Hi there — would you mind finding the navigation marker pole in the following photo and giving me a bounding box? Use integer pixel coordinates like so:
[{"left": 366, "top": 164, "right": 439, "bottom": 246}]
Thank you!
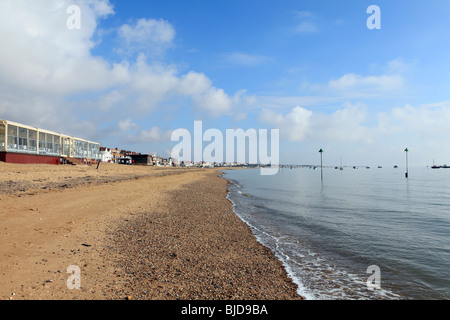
[
  {"left": 319, "top": 148, "right": 324, "bottom": 183},
  {"left": 404, "top": 148, "right": 409, "bottom": 178}
]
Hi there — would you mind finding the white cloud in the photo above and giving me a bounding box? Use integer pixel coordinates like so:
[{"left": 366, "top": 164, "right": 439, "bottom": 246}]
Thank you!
[
  {"left": 328, "top": 73, "right": 404, "bottom": 92},
  {"left": 298, "top": 59, "right": 410, "bottom": 101},
  {"left": 254, "top": 95, "right": 340, "bottom": 111},
  {"left": 310, "top": 103, "right": 374, "bottom": 143},
  {"left": 192, "top": 88, "right": 233, "bottom": 117},
  {"left": 95, "top": 90, "right": 126, "bottom": 111},
  {"left": 124, "top": 55, "right": 180, "bottom": 111},
  {"left": 0, "top": 0, "right": 254, "bottom": 142},
  {"left": 117, "top": 18, "right": 175, "bottom": 56},
  {"left": 124, "top": 126, "right": 173, "bottom": 144},
  {"left": 177, "top": 71, "right": 213, "bottom": 95},
  {"left": 293, "top": 21, "right": 319, "bottom": 34},
  {"left": 295, "top": 11, "right": 315, "bottom": 19},
  {"left": 92, "top": 54, "right": 248, "bottom": 118},
  {"left": 386, "top": 58, "right": 412, "bottom": 74},
  {"left": 292, "top": 10, "right": 319, "bottom": 34},
  {"left": 189, "top": 87, "right": 257, "bottom": 119},
  {"left": 259, "top": 106, "right": 312, "bottom": 142},
  {"left": 257, "top": 100, "right": 450, "bottom": 165},
  {"left": 0, "top": 0, "right": 118, "bottom": 96},
  {"left": 259, "top": 103, "right": 375, "bottom": 144},
  {"left": 221, "top": 52, "right": 273, "bottom": 67},
  {"left": 82, "top": 0, "right": 115, "bottom": 17},
  {"left": 389, "top": 102, "right": 450, "bottom": 138},
  {"left": 298, "top": 71, "right": 406, "bottom": 101},
  {"left": 118, "top": 119, "right": 138, "bottom": 133},
  {"left": 119, "top": 18, "right": 175, "bottom": 44},
  {"left": 0, "top": 0, "right": 119, "bottom": 134}
]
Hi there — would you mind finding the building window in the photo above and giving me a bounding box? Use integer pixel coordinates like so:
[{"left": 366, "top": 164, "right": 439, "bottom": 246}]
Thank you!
[
  {"left": 53, "top": 135, "right": 60, "bottom": 155},
  {"left": 89, "top": 143, "right": 99, "bottom": 159},
  {"left": 46, "top": 133, "right": 54, "bottom": 155},
  {"left": 62, "top": 137, "right": 73, "bottom": 157},
  {"left": 39, "top": 133, "right": 60, "bottom": 156},
  {"left": 28, "top": 129, "right": 37, "bottom": 153},
  {"left": 73, "top": 139, "right": 89, "bottom": 159},
  {"left": 39, "top": 132, "right": 46, "bottom": 154},
  {"left": 7, "top": 125, "right": 18, "bottom": 151},
  {"left": 74, "top": 140, "right": 82, "bottom": 158},
  {"left": 18, "top": 127, "right": 28, "bottom": 151},
  {"left": 82, "top": 141, "right": 88, "bottom": 158},
  {"left": 0, "top": 123, "right": 5, "bottom": 152}
]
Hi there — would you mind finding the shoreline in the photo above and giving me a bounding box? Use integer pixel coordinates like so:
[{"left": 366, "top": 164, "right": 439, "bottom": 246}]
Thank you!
[
  {"left": 0, "top": 163, "right": 303, "bottom": 300},
  {"left": 221, "top": 170, "right": 308, "bottom": 300}
]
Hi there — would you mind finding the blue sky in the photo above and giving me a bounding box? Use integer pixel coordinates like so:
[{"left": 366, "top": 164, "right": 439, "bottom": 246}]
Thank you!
[{"left": 1, "top": 0, "right": 450, "bottom": 166}]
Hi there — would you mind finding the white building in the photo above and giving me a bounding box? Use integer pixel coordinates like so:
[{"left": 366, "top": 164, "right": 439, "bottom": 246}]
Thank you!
[{"left": 100, "top": 147, "right": 112, "bottom": 163}]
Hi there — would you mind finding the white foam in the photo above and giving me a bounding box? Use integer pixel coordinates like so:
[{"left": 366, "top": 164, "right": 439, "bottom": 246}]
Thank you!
[{"left": 225, "top": 183, "right": 317, "bottom": 300}]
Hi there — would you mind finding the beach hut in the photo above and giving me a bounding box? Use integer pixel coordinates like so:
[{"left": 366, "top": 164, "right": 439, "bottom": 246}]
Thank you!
[{"left": 129, "top": 154, "right": 153, "bottom": 166}]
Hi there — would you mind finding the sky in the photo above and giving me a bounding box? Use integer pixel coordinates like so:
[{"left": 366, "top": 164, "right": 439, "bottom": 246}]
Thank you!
[{"left": 1, "top": 0, "right": 450, "bottom": 166}]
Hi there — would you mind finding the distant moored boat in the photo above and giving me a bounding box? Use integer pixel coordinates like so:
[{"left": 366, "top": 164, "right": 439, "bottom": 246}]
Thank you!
[{"left": 431, "top": 159, "right": 440, "bottom": 169}]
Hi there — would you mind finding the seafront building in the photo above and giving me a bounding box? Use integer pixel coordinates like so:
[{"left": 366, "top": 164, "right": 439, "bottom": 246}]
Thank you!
[
  {"left": 0, "top": 119, "right": 100, "bottom": 165},
  {"left": 99, "top": 147, "right": 113, "bottom": 163},
  {"left": 1, "top": 118, "right": 232, "bottom": 168}
]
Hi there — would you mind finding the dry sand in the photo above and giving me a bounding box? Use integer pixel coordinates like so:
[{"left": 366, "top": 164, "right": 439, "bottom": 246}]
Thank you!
[{"left": 0, "top": 162, "right": 302, "bottom": 300}]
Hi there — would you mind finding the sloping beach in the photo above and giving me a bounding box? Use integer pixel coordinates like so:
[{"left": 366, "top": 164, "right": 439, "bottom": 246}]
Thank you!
[{"left": 0, "top": 162, "right": 302, "bottom": 300}]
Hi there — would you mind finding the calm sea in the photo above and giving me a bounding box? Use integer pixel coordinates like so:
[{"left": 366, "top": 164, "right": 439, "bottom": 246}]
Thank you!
[{"left": 222, "top": 166, "right": 450, "bottom": 300}]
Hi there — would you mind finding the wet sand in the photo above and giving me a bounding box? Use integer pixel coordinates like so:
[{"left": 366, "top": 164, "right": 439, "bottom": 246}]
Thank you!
[{"left": 0, "top": 162, "right": 302, "bottom": 300}]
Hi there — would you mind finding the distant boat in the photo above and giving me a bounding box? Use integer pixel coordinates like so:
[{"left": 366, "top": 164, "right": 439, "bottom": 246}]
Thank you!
[
  {"left": 394, "top": 165, "right": 398, "bottom": 168},
  {"left": 366, "top": 166, "right": 370, "bottom": 169},
  {"left": 431, "top": 159, "right": 440, "bottom": 169},
  {"left": 441, "top": 164, "right": 450, "bottom": 169},
  {"left": 378, "top": 166, "right": 382, "bottom": 168},
  {"left": 339, "top": 156, "right": 343, "bottom": 170}
]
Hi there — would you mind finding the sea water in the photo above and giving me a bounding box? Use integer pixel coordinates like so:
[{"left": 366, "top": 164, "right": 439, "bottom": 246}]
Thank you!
[{"left": 222, "top": 167, "right": 450, "bottom": 300}]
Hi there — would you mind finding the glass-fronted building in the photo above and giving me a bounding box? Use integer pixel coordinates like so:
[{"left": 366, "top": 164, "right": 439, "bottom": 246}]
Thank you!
[{"left": 0, "top": 119, "right": 100, "bottom": 165}]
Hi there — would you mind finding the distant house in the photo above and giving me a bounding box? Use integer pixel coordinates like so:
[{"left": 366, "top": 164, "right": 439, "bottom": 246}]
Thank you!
[
  {"left": 110, "top": 148, "right": 123, "bottom": 163},
  {"left": 122, "top": 150, "right": 140, "bottom": 156},
  {"left": 100, "top": 147, "right": 112, "bottom": 163}
]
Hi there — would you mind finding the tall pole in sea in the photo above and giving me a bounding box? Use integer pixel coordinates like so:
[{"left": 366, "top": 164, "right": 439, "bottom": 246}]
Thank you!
[
  {"left": 404, "top": 148, "right": 409, "bottom": 178},
  {"left": 319, "top": 148, "right": 324, "bottom": 182}
]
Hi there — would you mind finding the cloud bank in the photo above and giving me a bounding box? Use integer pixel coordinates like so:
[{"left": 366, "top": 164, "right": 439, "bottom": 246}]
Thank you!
[{"left": 0, "top": 0, "right": 252, "bottom": 145}]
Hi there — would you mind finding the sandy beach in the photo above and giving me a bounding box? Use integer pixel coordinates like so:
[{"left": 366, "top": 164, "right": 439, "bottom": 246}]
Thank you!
[{"left": 0, "top": 162, "right": 302, "bottom": 300}]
